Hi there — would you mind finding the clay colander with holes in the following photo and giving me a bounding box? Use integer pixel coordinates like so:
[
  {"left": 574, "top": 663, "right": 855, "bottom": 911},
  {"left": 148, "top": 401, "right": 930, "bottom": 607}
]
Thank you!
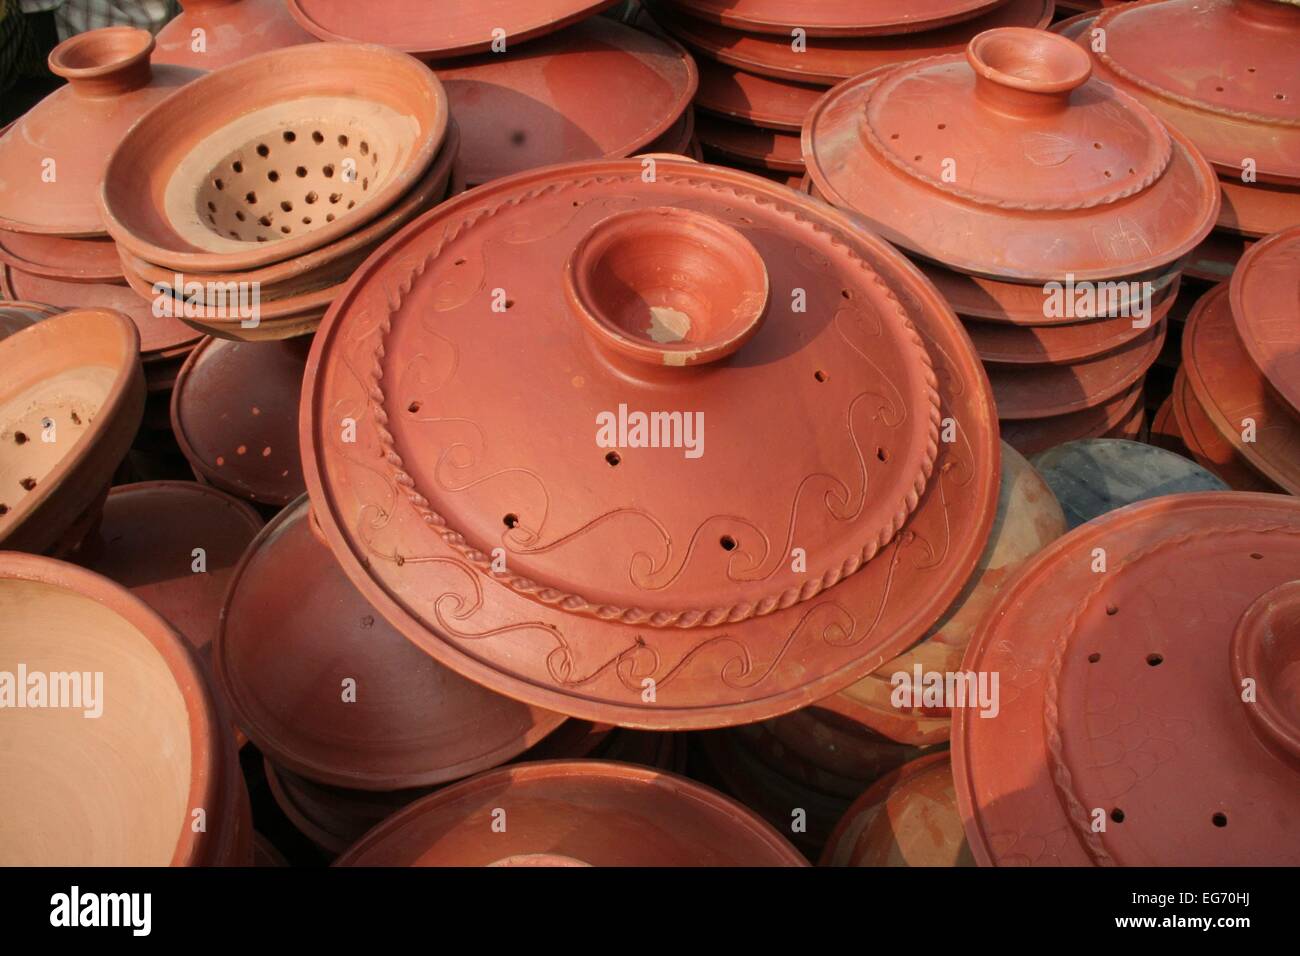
[{"left": 99, "top": 42, "right": 448, "bottom": 273}]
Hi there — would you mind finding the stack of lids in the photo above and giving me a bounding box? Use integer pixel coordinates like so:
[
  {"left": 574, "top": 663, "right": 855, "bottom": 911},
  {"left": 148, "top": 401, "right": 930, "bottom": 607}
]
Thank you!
[
  {"left": 283, "top": 0, "right": 697, "bottom": 186},
  {"left": 0, "top": 29, "right": 205, "bottom": 395},
  {"left": 803, "top": 27, "right": 1220, "bottom": 455},
  {"left": 98, "top": 42, "right": 457, "bottom": 342},
  {"left": 647, "top": 0, "right": 1054, "bottom": 185},
  {"left": 1171, "top": 227, "right": 1300, "bottom": 494},
  {"left": 1056, "top": 0, "right": 1300, "bottom": 284}
]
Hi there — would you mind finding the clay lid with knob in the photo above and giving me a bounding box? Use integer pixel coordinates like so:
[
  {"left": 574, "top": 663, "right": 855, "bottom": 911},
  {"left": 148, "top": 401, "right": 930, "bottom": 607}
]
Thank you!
[
  {"left": 803, "top": 27, "right": 1222, "bottom": 281},
  {"left": 154, "top": 0, "right": 317, "bottom": 69},
  {"left": 0, "top": 29, "right": 202, "bottom": 237}
]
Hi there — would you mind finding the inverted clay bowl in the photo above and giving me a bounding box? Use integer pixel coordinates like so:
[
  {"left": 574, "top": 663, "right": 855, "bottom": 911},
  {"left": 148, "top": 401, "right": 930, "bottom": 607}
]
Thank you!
[
  {"left": 0, "top": 553, "right": 245, "bottom": 865},
  {"left": 336, "top": 760, "right": 808, "bottom": 866},
  {"left": 0, "top": 309, "right": 144, "bottom": 554},
  {"left": 658, "top": 0, "right": 1004, "bottom": 37},
  {"left": 804, "top": 27, "right": 1221, "bottom": 282},
  {"left": 821, "top": 752, "right": 973, "bottom": 867},
  {"left": 100, "top": 42, "right": 448, "bottom": 273},
  {"left": 154, "top": 0, "right": 317, "bottom": 69},
  {"left": 301, "top": 157, "right": 1000, "bottom": 728},
  {"left": 73, "top": 481, "right": 264, "bottom": 658},
  {"left": 216, "top": 497, "right": 567, "bottom": 790},
  {"left": 171, "top": 335, "right": 308, "bottom": 505},
  {"left": 0, "top": 29, "right": 202, "bottom": 237}
]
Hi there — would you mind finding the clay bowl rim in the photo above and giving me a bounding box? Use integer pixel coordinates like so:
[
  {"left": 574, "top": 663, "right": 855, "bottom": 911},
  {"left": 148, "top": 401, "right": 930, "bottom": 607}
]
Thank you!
[
  {"left": 0, "top": 552, "right": 223, "bottom": 866},
  {"left": 46, "top": 26, "right": 155, "bottom": 85},
  {"left": 1230, "top": 579, "right": 1300, "bottom": 768},
  {"left": 98, "top": 42, "right": 449, "bottom": 273},
  {"left": 0, "top": 308, "right": 143, "bottom": 548}
]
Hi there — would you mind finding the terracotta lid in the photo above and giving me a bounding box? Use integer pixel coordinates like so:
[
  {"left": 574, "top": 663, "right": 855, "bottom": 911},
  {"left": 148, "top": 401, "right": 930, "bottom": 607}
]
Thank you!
[
  {"left": 804, "top": 28, "right": 1221, "bottom": 281},
  {"left": 286, "top": 0, "right": 619, "bottom": 59},
  {"left": 1185, "top": 282, "right": 1300, "bottom": 495},
  {"left": 1229, "top": 225, "right": 1300, "bottom": 419},
  {"left": 155, "top": 0, "right": 317, "bottom": 69},
  {"left": 216, "top": 497, "right": 567, "bottom": 790},
  {"left": 658, "top": 0, "right": 1004, "bottom": 36},
  {"left": 0, "top": 300, "right": 58, "bottom": 340},
  {"left": 169, "top": 335, "right": 307, "bottom": 505},
  {"left": 989, "top": 320, "right": 1165, "bottom": 419},
  {"left": 954, "top": 492, "right": 1300, "bottom": 865},
  {"left": 0, "top": 232, "right": 123, "bottom": 284},
  {"left": 73, "top": 481, "right": 264, "bottom": 657},
  {"left": 1084, "top": 0, "right": 1300, "bottom": 185},
  {"left": 821, "top": 752, "right": 973, "bottom": 866},
  {"left": 100, "top": 43, "right": 448, "bottom": 273},
  {"left": 1186, "top": 230, "right": 1251, "bottom": 284},
  {"left": 696, "top": 112, "right": 804, "bottom": 170},
  {"left": 437, "top": 18, "right": 696, "bottom": 186},
  {"left": 336, "top": 760, "right": 808, "bottom": 866},
  {"left": 1171, "top": 366, "right": 1279, "bottom": 493},
  {"left": 1218, "top": 175, "right": 1300, "bottom": 239},
  {"left": 1031, "top": 438, "right": 1228, "bottom": 528},
  {"left": 694, "top": 58, "right": 823, "bottom": 131},
  {"left": 820, "top": 442, "right": 1066, "bottom": 745},
  {"left": 1000, "top": 380, "right": 1144, "bottom": 457},
  {"left": 0, "top": 30, "right": 202, "bottom": 237},
  {"left": 303, "top": 158, "right": 999, "bottom": 727},
  {"left": 0, "top": 553, "right": 241, "bottom": 865},
  {"left": 0, "top": 308, "right": 144, "bottom": 554},
  {"left": 649, "top": 0, "right": 1053, "bottom": 87}
]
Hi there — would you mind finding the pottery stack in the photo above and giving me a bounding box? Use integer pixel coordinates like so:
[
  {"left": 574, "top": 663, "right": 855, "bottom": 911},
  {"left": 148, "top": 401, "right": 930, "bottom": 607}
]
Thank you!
[
  {"left": 802, "top": 27, "right": 1220, "bottom": 455},
  {"left": 645, "top": 0, "right": 1056, "bottom": 185},
  {"left": 97, "top": 42, "right": 458, "bottom": 343}
]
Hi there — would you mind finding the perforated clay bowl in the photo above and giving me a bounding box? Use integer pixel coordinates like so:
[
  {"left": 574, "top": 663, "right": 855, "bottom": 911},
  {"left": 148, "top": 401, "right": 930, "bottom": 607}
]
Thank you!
[{"left": 99, "top": 42, "right": 448, "bottom": 273}]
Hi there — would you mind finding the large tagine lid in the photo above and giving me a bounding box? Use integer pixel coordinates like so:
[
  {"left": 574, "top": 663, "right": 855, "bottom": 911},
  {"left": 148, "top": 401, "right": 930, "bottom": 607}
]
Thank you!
[
  {"left": 953, "top": 492, "right": 1300, "bottom": 865},
  {"left": 0, "top": 29, "right": 201, "bottom": 236},
  {"left": 303, "top": 157, "right": 999, "bottom": 728},
  {"left": 804, "top": 27, "right": 1221, "bottom": 281},
  {"left": 658, "top": 0, "right": 1004, "bottom": 37},
  {"left": 1084, "top": 0, "right": 1300, "bottom": 185}
]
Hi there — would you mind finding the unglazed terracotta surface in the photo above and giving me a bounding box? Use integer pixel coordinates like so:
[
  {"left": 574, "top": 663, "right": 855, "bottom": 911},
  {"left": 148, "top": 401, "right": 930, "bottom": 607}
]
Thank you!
[
  {"left": 659, "top": 0, "right": 1003, "bottom": 36},
  {"left": 697, "top": 113, "right": 804, "bottom": 170},
  {"left": 1230, "top": 581, "right": 1300, "bottom": 769},
  {"left": 693, "top": 58, "right": 824, "bottom": 131},
  {"left": 1001, "top": 381, "right": 1144, "bottom": 458},
  {"left": 0, "top": 301, "right": 58, "bottom": 340},
  {"left": 1171, "top": 367, "right": 1279, "bottom": 492},
  {"left": 301, "top": 158, "right": 999, "bottom": 728},
  {"left": 0, "top": 232, "right": 123, "bottom": 284},
  {"left": 1229, "top": 225, "right": 1300, "bottom": 420},
  {"left": 804, "top": 28, "right": 1221, "bottom": 281},
  {"left": 336, "top": 761, "right": 808, "bottom": 866},
  {"left": 154, "top": 0, "right": 317, "bottom": 69},
  {"left": 954, "top": 492, "right": 1300, "bottom": 866},
  {"left": 0, "top": 309, "right": 144, "bottom": 554}
]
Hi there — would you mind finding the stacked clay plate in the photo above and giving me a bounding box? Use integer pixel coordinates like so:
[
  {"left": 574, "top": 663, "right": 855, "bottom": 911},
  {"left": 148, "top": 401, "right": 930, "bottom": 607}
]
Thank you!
[
  {"left": 98, "top": 42, "right": 457, "bottom": 342},
  {"left": 646, "top": 0, "right": 1055, "bottom": 186},
  {"left": 803, "top": 27, "right": 1220, "bottom": 456}
]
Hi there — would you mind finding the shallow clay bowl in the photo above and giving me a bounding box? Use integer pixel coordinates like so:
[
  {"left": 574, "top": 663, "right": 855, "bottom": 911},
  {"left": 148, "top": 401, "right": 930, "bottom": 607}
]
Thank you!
[
  {"left": 0, "top": 232, "right": 123, "bottom": 284},
  {"left": 0, "top": 309, "right": 144, "bottom": 554},
  {"left": 0, "top": 553, "right": 240, "bottom": 864},
  {"left": 100, "top": 42, "right": 448, "bottom": 273},
  {"left": 336, "top": 760, "right": 808, "bottom": 866}
]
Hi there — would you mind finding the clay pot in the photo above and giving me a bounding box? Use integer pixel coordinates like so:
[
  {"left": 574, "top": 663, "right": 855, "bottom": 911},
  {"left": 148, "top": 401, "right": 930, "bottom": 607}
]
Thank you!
[
  {"left": 822, "top": 752, "right": 972, "bottom": 866},
  {"left": 805, "top": 28, "right": 1221, "bottom": 281},
  {"left": 336, "top": 761, "right": 808, "bottom": 866},
  {"left": 155, "top": 0, "right": 317, "bottom": 69},
  {"left": 0, "top": 232, "right": 123, "bottom": 283},
  {"left": 1000, "top": 381, "right": 1145, "bottom": 458},
  {"left": 697, "top": 112, "right": 804, "bottom": 170},
  {"left": 100, "top": 43, "right": 448, "bottom": 273},
  {"left": 0, "top": 29, "right": 202, "bottom": 236},
  {"left": 820, "top": 442, "right": 1067, "bottom": 745},
  {"left": 1229, "top": 225, "right": 1300, "bottom": 420},
  {"left": 657, "top": 0, "right": 1004, "bottom": 36},
  {"left": 0, "top": 309, "right": 144, "bottom": 555},
  {"left": 73, "top": 481, "right": 264, "bottom": 658},
  {"left": 286, "top": 0, "right": 620, "bottom": 59},
  {"left": 0, "top": 300, "right": 58, "bottom": 340},
  {"left": 436, "top": 17, "right": 696, "bottom": 187},
  {"left": 215, "top": 497, "right": 567, "bottom": 791},
  {"left": 648, "top": 0, "right": 1053, "bottom": 87},
  {"left": 954, "top": 492, "right": 1300, "bottom": 865},
  {"left": 301, "top": 157, "right": 999, "bottom": 728},
  {"left": 0, "top": 553, "right": 248, "bottom": 864}
]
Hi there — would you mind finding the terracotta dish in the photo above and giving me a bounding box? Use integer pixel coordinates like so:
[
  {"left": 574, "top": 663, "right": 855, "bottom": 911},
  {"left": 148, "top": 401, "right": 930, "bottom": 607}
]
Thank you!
[
  {"left": 154, "top": 0, "right": 317, "bottom": 68},
  {"left": 1171, "top": 368, "right": 1279, "bottom": 493},
  {"left": 1229, "top": 225, "right": 1300, "bottom": 420},
  {"left": 658, "top": 0, "right": 1004, "bottom": 37},
  {"left": 0, "top": 232, "right": 123, "bottom": 284}
]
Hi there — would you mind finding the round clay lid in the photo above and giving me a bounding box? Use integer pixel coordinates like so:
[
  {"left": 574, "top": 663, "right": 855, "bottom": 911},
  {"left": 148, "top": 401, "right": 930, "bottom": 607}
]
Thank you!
[
  {"left": 436, "top": 17, "right": 697, "bottom": 186},
  {"left": 954, "top": 491, "right": 1300, "bottom": 865},
  {"left": 1085, "top": 0, "right": 1300, "bottom": 185},
  {"left": 287, "top": 0, "right": 619, "bottom": 58},
  {"left": 693, "top": 58, "right": 823, "bottom": 132},
  {"left": 804, "top": 27, "right": 1222, "bottom": 281},
  {"left": 1000, "top": 381, "right": 1144, "bottom": 457},
  {"left": 154, "top": 0, "right": 317, "bottom": 69},
  {"left": 0, "top": 29, "right": 201, "bottom": 236},
  {"left": 336, "top": 760, "right": 807, "bottom": 866},
  {"left": 73, "top": 481, "right": 264, "bottom": 656},
  {"left": 216, "top": 497, "right": 566, "bottom": 790},
  {"left": 1229, "top": 224, "right": 1300, "bottom": 419},
  {"left": 171, "top": 335, "right": 308, "bottom": 506},
  {"left": 657, "top": 0, "right": 1004, "bottom": 37},
  {"left": 303, "top": 158, "right": 999, "bottom": 728}
]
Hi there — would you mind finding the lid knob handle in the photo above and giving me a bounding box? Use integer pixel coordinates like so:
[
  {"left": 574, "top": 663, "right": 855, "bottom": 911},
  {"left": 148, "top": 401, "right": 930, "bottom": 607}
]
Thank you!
[
  {"left": 48, "top": 27, "right": 154, "bottom": 98},
  {"left": 967, "top": 27, "right": 1092, "bottom": 117},
  {"left": 565, "top": 207, "right": 770, "bottom": 373},
  {"left": 1230, "top": 580, "right": 1300, "bottom": 770}
]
